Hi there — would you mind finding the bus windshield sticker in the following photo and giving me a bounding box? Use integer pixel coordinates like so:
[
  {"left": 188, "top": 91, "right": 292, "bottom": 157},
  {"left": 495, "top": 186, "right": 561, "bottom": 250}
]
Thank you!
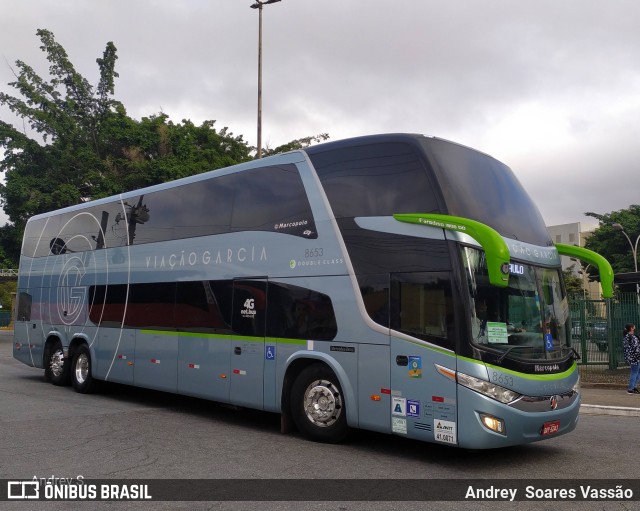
[{"left": 487, "top": 322, "right": 508, "bottom": 344}]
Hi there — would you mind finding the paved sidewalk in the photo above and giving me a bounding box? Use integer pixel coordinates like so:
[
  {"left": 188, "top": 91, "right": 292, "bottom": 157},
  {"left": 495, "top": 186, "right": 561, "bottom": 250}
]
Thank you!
[{"left": 580, "top": 384, "right": 640, "bottom": 417}]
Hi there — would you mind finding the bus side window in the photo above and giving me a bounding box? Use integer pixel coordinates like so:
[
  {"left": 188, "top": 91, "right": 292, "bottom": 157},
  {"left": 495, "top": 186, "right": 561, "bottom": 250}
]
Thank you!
[
  {"left": 390, "top": 272, "right": 454, "bottom": 349},
  {"left": 266, "top": 282, "right": 337, "bottom": 341}
]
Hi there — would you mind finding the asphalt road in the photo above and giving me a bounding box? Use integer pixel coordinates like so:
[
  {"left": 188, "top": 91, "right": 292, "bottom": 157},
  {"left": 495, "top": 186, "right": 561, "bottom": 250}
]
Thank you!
[{"left": 0, "top": 330, "right": 637, "bottom": 511}]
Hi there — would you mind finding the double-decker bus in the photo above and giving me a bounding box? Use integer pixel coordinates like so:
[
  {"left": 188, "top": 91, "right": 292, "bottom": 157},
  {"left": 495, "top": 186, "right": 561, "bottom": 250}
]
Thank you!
[{"left": 13, "top": 134, "right": 613, "bottom": 449}]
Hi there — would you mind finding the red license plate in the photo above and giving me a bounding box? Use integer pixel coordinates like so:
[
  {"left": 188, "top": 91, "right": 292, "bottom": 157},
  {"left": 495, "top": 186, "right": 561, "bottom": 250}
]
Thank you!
[{"left": 541, "top": 420, "right": 560, "bottom": 435}]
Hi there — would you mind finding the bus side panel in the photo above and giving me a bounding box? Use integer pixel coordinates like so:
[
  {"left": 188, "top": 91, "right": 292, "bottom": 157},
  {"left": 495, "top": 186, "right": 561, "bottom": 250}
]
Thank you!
[
  {"left": 177, "top": 335, "right": 231, "bottom": 403},
  {"left": 134, "top": 331, "right": 178, "bottom": 393},
  {"left": 13, "top": 320, "right": 34, "bottom": 367},
  {"left": 390, "top": 338, "right": 458, "bottom": 445},
  {"left": 94, "top": 327, "right": 135, "bottom": 385},
  {"left": 357, "top": 343, "right": 391, "bottom": 433},
  {"left": 14, "top": 286, "right": 44, "bottom": 368}
]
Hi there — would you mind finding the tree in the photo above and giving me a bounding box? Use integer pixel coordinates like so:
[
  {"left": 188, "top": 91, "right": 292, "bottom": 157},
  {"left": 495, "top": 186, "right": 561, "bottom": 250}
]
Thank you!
[
  {"left": 0, "top": 30, "right": 329, "bottom": 266},
  {"left": 261, "top": 133, "right": 330, "bottom": 157},
  {"left": 0, "top": 30, "right": 261, "bottom": 264},
  {"left": 584, "top": 205, "right": 640, "bottom": 293},
  {"left": 562, "top": 266, "right": 585, "bottom": 296}
]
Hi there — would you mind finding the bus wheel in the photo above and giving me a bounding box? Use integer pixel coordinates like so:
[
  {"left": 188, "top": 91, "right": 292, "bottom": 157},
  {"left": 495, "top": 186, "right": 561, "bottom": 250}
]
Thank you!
[
  {"left": 71, "top": 345, "right": 96, "bottom": 394},
  {"left": 290, "top": 364, "right": 349, "bottom": 443},
  {"left": 44, "top": 341, "right": 69, "bottom": 386}
]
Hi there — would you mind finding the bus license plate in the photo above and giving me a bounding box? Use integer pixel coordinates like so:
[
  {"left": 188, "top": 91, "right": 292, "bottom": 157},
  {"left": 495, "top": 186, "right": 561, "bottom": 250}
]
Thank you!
[{"left": 541, "top": 420, "right": 560, "bottom": 435}]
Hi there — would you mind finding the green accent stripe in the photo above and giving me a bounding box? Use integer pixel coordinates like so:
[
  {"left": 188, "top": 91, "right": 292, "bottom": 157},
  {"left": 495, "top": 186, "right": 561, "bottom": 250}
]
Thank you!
[
  {"left": 393, "top": 213, "right": 510, "bottom": 287},
  {"left": 140, "top": 329, "right": 306, "bottom": 345},
  {"left": 458, "top": 354, "right": 578, "bottom": 381},
  {"left": 393, "top": 337, "right": 578, "bottom": 380}
]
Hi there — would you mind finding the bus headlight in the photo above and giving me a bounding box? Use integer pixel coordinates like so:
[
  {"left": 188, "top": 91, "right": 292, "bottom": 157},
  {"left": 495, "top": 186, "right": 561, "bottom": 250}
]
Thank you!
[
  {"left": 457, "top": 372, "right": 521, "bottom": 404},
  {"left": 572, "top": 375, "right": 580, "bottom": 395}
]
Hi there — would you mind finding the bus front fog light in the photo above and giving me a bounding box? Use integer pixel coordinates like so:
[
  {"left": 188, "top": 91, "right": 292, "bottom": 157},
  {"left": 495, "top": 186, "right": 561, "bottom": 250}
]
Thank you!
[{"left": 480, "top": 413, "right": 506, "bottom": 435}]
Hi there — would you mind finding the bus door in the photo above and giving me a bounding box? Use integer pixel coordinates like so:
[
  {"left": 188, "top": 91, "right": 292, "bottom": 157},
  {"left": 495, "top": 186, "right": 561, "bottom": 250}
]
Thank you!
[
  {"left": 389, "top": 272, "right": 459, "bottom": 444},
  {"left": 230, "top": 279, "right": 267, "bottom": 409}
]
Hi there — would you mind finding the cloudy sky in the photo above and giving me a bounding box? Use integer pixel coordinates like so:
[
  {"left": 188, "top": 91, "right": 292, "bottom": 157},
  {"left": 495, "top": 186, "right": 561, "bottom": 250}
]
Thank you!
[{"left": 1, "top": 0, "right": 639, "bottom": 227}]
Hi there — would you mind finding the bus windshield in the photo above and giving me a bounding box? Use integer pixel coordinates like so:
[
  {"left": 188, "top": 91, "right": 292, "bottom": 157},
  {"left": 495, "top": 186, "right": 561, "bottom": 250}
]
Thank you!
[{"left": 462, "top": 246, "right": 571, "bottom": 361}]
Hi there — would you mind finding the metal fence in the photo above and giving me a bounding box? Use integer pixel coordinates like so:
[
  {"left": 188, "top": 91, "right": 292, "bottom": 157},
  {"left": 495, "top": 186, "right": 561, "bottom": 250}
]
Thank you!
[{"left": 568, "top": 292, "right": 640, "bottom": 385}]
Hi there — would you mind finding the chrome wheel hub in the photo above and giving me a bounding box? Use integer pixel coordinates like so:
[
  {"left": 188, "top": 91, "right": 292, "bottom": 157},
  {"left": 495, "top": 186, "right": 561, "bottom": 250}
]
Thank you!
[
  {"left": 303, "top": 379, "right": 342, "bottom": 427},
  {"left": 74, "top": 353, "right": 89, "bottom": 384}
]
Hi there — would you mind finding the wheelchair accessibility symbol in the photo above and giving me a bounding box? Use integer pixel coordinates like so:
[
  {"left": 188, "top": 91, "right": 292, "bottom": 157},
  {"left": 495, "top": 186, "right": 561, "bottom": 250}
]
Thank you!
[{"left": 266, "top": 345, "right": 276, "bottom": 361}]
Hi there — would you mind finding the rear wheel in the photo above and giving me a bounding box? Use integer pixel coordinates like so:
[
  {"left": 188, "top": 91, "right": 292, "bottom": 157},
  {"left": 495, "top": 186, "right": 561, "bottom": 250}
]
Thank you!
[
  {"left": 290, "top": 363, "right": 349, "bottom": 443},
  {"left": 71, "top": 345, "right": 96, "bottom": 394},
  {"left": 44, "top": 341, "right": 69, "bottom": 386}
]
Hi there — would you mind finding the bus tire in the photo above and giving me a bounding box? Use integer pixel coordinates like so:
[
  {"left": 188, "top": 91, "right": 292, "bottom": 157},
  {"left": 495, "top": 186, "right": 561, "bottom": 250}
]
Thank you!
[
  {"left": 44, "top": 340, "right": 69, "bottom": 386},
  {"left": 71, "top": 344, "right": 96, "bottom": 394},
  {"left": 290, "top": 363, "right": 349, "bottom": 443}
]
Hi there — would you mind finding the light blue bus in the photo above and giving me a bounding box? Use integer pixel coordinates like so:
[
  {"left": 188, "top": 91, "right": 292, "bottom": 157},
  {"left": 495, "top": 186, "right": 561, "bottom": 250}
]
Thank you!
[{"left": 13, "top": 134, "right": 613, "bottom": 449}]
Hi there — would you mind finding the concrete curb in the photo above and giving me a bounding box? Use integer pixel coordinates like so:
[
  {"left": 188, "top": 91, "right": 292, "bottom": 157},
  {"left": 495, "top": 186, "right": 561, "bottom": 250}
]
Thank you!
[{"left": 580, "top": 404, "right": 640, "bottom": 417}]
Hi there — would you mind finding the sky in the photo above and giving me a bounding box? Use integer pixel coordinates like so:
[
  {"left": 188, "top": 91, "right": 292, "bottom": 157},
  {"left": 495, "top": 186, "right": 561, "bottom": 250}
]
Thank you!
[{"left": 1, "top": 0, "right": 640, "bottom": 228}]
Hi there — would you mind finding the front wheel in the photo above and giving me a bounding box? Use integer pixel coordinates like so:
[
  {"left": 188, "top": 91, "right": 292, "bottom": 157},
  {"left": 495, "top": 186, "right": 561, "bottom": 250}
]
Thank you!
[
  {"left": 290, "top": 364, "right": 349, "bottom": 443},
  {"left": 44, "top": 341, "right": 69, "bottom": 386},
  {"left": 71, "top": 345, "right": 96, "bottom": 394}
]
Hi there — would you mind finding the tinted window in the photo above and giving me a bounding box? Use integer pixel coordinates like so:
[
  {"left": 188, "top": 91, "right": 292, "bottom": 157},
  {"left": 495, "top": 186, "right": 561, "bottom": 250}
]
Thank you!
[
  {"left": 128, "top": 164, "right": 316, "bottom": 244},
  {"left": 87, "top": 280, "right": 337, "bottom": 340},
  {"left": 16, "top": 292, "right": 32, "bottom": 322},
  {"left": 175, "top": 281, "right": 231, "bottom": 333},
  {"left": 358, "top": 274, "right": 390, "bottom": 327},
  {"left": 310, "top": 142, "right": 438, "bottom": 219},
  {"left": 22, "top": 164, "right": 317, "bottom": 258},
  {"left": 88, "top": 284, "right": 128, "bottom": 327},
  {"left": 230, "top": 166, "right": 316, "bottom": 237},
  {"left": 232, "top": 281, "right": 267, "bottom": 337},
  {"left": 390, "top": 272, "right": 454, "bottom": 349},
  {"left": 125, "top": 283, "right": 176, "bottom": 330},
  {"left": 339, "top": 220, "right": 451, "bottom": 275},
  {"left": 422, "top": 138, "right": 551, "bottom": 245},
  {"left": 267, "top": 282, "right": 337, "bottom": 341}
]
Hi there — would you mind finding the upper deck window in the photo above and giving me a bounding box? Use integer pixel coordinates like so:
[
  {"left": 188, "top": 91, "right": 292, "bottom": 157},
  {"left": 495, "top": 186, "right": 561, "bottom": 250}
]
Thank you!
[
  {"left": 22, "top": 164, "right": 316, "bottom": 258},
  {"left": 310, "top": 142, "right": 438, "bottom": 219}
]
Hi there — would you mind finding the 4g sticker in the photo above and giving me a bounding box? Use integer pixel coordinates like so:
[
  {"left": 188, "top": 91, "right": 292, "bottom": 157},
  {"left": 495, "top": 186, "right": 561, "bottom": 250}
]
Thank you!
[{"left": 241, "top": 298, "right": 257, "bottom": 318}]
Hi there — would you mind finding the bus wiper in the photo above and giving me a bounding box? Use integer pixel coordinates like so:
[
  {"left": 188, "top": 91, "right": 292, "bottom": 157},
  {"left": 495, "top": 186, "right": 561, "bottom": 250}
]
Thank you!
[
  {"left": 568, "top": 347, "right": 581, "bottom": 361},
  {"left": 496, "top": 345, "right": 522, "bottom": 364}
]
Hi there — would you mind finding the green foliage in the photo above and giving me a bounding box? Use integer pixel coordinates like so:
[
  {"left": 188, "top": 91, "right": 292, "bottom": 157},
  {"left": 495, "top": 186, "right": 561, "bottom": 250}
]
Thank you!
[
  {"left": 562, "top": 266, "right": 584, "bottom": 296},
  {"left": 584, "top": 205, "right": 640, "bottom": 292},
  {"left": 0, "top": 29, "right": 328, "bottom": 266},
  {"left": 261, "top": 133, "right": 330, "bottom": 157},
  {"left": 0, "top": 280, "right": 16, "bottom": 312}
]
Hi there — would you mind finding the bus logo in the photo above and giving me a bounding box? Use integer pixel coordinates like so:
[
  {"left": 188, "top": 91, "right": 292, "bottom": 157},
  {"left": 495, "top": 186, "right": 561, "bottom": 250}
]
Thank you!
[{"left": 57, "top": 256, "right": 88, "bottom": 325}]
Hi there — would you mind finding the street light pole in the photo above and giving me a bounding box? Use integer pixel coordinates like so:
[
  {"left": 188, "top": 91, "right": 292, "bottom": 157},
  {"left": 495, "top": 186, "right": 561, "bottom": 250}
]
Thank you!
[
  {"left": 613, "top": 222, "right": 640, "bottom": 295},
  {"left": 250, "top": 0, "right": 281, "bottom": 159}
]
